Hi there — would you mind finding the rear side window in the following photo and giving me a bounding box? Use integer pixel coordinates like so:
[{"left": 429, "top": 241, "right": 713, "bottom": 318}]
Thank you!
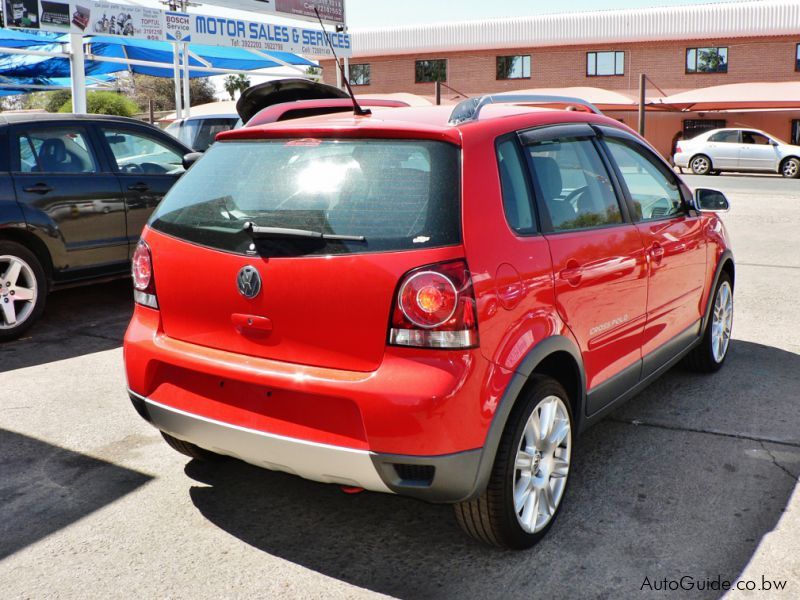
[
  {"left": 708, "top": 130, "right": 739, "bottom": 143},
  {"left": 17, "top": 128, "right": 98, "bottom": 174},
  {"left": 150, "top": 139, "right": 461, "bottom": 256},
  {"left": 496, "top": 138, "right": 536, "bottom": 234},
  {"left": 525, "top": 138, "right": 622, "bottom": 232}
]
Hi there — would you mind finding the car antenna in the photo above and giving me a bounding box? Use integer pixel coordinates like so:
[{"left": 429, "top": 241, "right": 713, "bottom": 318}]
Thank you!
[{"left": 313, "top": 7, "right": 371, "bottom": 117}]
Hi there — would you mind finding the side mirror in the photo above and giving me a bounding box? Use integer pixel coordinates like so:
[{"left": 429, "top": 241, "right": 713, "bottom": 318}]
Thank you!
[
  {"left": 692, "top": 188, "right": 730, "bottom": 212},
  {"left": 182, "top": 152, "right": 203, "bottom": 170}
]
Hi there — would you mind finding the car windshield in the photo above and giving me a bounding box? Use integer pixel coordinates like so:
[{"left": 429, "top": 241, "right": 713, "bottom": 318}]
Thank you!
[{"left": 149, "top": 139, "right": 461, "bottom": 256}]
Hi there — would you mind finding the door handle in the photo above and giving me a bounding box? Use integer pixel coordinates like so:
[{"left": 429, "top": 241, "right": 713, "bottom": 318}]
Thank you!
[
  {"left": 127, "top": 183, "right": 150, "bottom": 192},
  {"left": 23, "top": 183, "right": 53, "bottom": 194},
  {"left": 650, "top": 242, "right": 665, "bottom": 265},
  {"left": 559, "top": 260, "right": 583, "bottom": 286}
]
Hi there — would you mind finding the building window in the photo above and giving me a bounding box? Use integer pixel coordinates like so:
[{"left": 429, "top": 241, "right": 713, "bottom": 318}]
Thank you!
[
  {"left": 496, "top": 55, "right": 531, "bottom": 80},
  {"left": 796, "top": 44, "right": 800, "bottom": 71},
  {"left": 349, "top": 64, "right": 370, "bottom": 86},
  {"left": 683, "top": 119, "right": 726, "bottom": 139},
  {"left": 792, "top": 120, "right": 800, "bottom": 145},
  {"left": 686, "top": 47, "right": 728, "bottom": 73},
  {"left": 587, "top": 51, "right": 624, "bottom": 76},
  {"left": 415, "top": 59, "right": 447, "bottom": 83}
]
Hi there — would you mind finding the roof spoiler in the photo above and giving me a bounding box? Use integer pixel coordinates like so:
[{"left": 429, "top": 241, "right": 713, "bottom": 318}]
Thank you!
[
  {"left": 246, "top": 98, "right": 411, "bottom": 127},
  {"left": 236, "top": 78, "right": 349, "bottom": 123},
  {"left": 448, "top": 94, "right": 602, "bottom": 125}
]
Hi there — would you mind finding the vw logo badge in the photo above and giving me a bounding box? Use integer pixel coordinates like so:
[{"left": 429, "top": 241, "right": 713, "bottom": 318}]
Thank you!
[{"left": 237, "top": 266, "right": 261, "bottom": 299}]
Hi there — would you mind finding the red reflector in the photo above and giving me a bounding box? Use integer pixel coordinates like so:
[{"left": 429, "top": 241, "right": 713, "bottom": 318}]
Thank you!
[{"left": 399, "top": 271, "right": 457, "bottom": 328}]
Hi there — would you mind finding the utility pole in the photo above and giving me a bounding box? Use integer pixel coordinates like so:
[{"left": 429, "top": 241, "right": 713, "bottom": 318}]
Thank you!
[{"left": 638, "top": 72, "right": 646, "bottom": 136}]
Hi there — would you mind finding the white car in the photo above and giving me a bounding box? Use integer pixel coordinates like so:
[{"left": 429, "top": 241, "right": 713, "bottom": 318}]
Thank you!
[{"left": 674, "top": 128, "right": 800, "bottom": 178}]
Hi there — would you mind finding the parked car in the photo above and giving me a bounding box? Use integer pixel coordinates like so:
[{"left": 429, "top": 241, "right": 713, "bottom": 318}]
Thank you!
[
  {"left": 674, "top": 127, "right": 800, "bottom": 177},
  {"left": 0, "top": 113, "right": 191, "bottom": 341},
  {"left": 124, "top": 94, "right": 734, "bottom": 549},
  {"left": 163, "top": 101, "right": 240, "bottom": 152}
]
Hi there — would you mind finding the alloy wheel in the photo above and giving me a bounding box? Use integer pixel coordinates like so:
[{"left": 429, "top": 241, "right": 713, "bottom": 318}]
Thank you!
[
  {"left": 782, "top": 160, "right": 798, "bottom": 178},
  {"left": 711, "top": 280, "right": 733, "bottom": 363},
  {"left": 512, "top": 395, "right": 572, "bottom": 534},
  {"left": 691, "top": 156, "right": 710, "bottom": 174},
  {"left": 0, "top": 255, "right": 38, "bottom": 330}
]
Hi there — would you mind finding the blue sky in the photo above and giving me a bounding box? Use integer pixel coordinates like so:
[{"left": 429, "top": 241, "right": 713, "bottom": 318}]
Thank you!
[{"left": 345, "top": 0, "right": 736, "bottom": 28}]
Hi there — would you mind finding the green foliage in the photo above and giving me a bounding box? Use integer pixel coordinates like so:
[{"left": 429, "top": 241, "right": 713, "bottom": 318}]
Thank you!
[
  {"left": 117, "top": 74, "right": 218, "bottom": 112},
  {"left": 45, "top": 90, "right": 73, "bottom": 112},
  {"left": 58, "top": 91, "right": 139, "bottom": 116},
  {"left": 223, "top": 74, "right": 251, "bottom": 100}
]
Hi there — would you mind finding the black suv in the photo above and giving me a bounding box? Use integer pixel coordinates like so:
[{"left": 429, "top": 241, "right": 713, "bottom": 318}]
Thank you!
[{"left": 0, "top": 113, "right": 191, "bottom": 340}]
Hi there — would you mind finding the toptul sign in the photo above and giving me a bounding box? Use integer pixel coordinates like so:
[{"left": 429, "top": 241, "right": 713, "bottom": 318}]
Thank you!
[{"left": 199, "top": 0, "right": 346, "bottom": 26}]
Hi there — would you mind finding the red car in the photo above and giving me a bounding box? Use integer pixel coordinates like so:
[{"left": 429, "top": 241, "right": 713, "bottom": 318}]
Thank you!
[{"left": 124, "top": 95, "right": 734, "bottom": 549}]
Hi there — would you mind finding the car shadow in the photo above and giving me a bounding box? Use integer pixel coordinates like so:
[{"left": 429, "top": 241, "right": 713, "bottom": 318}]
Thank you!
[
  {"left": 0, "top": 428, "right": 152, "bottom": 560},
  {"left": 0, "top": 279, "right": 133, "bottom": 373},
  {"left": 183, "top": 340, "right": 799, "bottom": 599}
]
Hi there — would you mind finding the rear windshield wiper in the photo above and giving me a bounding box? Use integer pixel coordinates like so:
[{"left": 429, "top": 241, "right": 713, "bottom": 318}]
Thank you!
[{"left": 243, "top": 222, "right": 366, "bottom": 242}]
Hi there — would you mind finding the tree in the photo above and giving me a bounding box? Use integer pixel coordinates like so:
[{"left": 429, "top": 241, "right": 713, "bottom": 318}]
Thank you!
[
  {"left": 45, "top": 90, "right": 73, "bottom": 112},
  {"left": 117, "top": 73, "right": 217, "bottom": 112},
  {"left": 58, "top": 91, "right": 139, "bottom": 116},
  {"left": 223, "top": 74, "right": 251, "bottom": 100}
]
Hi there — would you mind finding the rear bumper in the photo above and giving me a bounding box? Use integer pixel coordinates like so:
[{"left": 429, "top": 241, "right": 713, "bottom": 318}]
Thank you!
[
  {"left": 674, "top": 151, "right": 690, "bottom": 168},
  {"left": 130, "top": 389, "right": 483, "bottom": 502}
]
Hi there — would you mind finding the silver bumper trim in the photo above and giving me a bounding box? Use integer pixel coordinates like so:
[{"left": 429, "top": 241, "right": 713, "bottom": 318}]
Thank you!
[{"left": 134, "top": 392, "right": 392, "bottom": 493}]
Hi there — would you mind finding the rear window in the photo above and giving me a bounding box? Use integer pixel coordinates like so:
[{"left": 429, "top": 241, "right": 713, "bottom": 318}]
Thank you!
[{"left": 149, "top": 139, "right": 461, "bottom": 256}]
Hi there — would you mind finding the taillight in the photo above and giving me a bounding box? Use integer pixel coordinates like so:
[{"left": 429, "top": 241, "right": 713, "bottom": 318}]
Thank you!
[
  {"left": 132, "top": 240, "right": 158, "bottom": 309},
  {"left": 676, "top": 142, "right": 683, "bottom": 153},
  {"left": 389, "top": 260, "right": 478, "bottom": 349}
]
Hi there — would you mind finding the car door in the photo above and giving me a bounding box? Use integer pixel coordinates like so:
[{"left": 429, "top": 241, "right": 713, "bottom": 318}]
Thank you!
[
  {"left": 739, "top": 130, "right": 779, "bottom": 171},
  {"left": 599, "top": 129, "right": 708, "bottom": 378},
  {"left": 705, "top": 130, "right": 740, "bottom": 169},
  {"left": 10, "top": 123, "right": 128, "bottom": 275},
  {"left": 97, "top": 124, "right": 186, "bottom": 256},
  {"left": 521, "top": 124, "right": 648, "bottom": 416}
]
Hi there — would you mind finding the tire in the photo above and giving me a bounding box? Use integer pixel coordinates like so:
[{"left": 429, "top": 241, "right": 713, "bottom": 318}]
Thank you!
[
  {"left": 690, "top": 154, "right": 712, "bottom": 175},
  {"left": 0, "top": 241, "right": 47, "bottom": 342},
  {"left": 454, "top": 376, "right": 573, "bottom": 549},
  {"left": 684, "top": 271, "right": 733, "bottom": 373},
  {"left": 709, "top": 169, "right": 722, "bottom": 176},
  {"left": 161, "top": 431, "right": 224, "bottom": 461},
  {"left": 780, "top": 157, "right": 800, "bottom": 179}
]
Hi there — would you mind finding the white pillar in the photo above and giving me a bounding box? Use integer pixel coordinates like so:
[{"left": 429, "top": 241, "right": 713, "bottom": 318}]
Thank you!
[
  {"left": 172, "top": 42, "right": 182, "bottom": 120},
  {"left": 182, "top": 42, "right": 191, "bottom": 118},
  {"left": 335, "top": 58, "right": 342, "bottom": 89},
  {"left": 69, "top": 33, "right": 87, "bottom": 113},
  {"left": 343, "top": 57, "right": 350, "bottom": 86}
]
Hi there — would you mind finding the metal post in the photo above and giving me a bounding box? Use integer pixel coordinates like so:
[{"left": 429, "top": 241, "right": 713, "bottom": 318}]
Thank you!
[
  {"left": 343, "top": 56, "right": 350, "bottom": 87},
  {"left": 69, "top": 33, "right": 87, "bottom": 113},
  {"left": 435, "top": 81, "right": 441, "bottom": 105},
  {"left": 335, "top": 58, "right": 342, "bottom": 89},
  {"left": 182, "top": 42, "right": 191, "bottom": 118},
  {"left": 148, "top": 99, "right": 154, "bottom": 125},
  {"left": 638, "top": 73, "right": 646, "bottom": 136},
  {"left": 172, "top": 42, "right": 182, "bottom": 120}
]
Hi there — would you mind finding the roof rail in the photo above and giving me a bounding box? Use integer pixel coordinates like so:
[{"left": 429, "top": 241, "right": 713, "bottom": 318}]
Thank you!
[{"left": 448, "top": 94, "right": 602, "bottom": 125}]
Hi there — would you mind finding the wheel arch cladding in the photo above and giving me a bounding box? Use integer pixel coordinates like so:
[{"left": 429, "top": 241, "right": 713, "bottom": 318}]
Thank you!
[
  {"left": 468, "top": 335, "right": 586, "bottom": 500},
  {"left": 0, "top": 228, "right": 53, "bottom": 281}
]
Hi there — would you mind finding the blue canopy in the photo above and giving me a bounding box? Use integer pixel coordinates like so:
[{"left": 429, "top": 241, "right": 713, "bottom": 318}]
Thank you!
[
  {"left": 0, "top": 31, "right": 316, "bottom": 80},
  {"left": 0, "top": 28, "right": 63, "bottom": 48}
]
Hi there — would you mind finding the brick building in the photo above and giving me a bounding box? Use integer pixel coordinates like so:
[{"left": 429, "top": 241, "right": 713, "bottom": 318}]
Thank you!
[{"left": 321, "top": 1, "right": 800, "bottom": 158}]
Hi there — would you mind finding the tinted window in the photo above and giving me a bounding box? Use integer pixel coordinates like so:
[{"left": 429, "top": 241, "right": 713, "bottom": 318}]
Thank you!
[
  {"left": 17, "top": 128, "right": 98, "bottom": 173},
  {"left": 103, "top": 129, "right": 184, "bottom": 174},
  {"left": 150, "top": 139, "right": 461, "bottom": 256},
  {"left": 526, "top": 138, "right": 622, "bottom": 231},
  {"left": 415, "top": 59, "right": 447, "bottom": 83},
  {"left": 687, "top": 47, "right": 728, "bottom": 73},
  {"left": 349, "top": 64, "right": 371, "bottom": 85},
  {"left": 604, "top": 138, "right": 684, "bottom": 221},
  {"left": 496, "top": 138, "right": 535, "bottom": 234},
  {"left": 496, "top": 55, "right": 531, "bottom": 80},
  {"left": 167, "top": 118, "right": 238, "bottom": 151},
  {"left": 709, "top": 130, "right": 739, "bottom": 143}
]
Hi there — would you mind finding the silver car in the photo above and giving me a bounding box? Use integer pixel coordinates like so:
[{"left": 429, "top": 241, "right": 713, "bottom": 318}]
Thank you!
[{"left": 674, "top": 128, "right": 800, "bottom": 178}]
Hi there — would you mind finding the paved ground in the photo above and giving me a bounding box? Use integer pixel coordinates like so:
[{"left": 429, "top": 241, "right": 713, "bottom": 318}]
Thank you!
[{"left": 1, "top": 174, "right": 799, "bottom": 599}]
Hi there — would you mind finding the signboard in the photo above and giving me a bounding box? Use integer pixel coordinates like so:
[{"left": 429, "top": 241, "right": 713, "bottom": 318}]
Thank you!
[
  {"left": 189, "top": 0, "right": 346, "bottom": 26},
  {"left": 1, "top": 0, "right": 351, "bottom": 56}
]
